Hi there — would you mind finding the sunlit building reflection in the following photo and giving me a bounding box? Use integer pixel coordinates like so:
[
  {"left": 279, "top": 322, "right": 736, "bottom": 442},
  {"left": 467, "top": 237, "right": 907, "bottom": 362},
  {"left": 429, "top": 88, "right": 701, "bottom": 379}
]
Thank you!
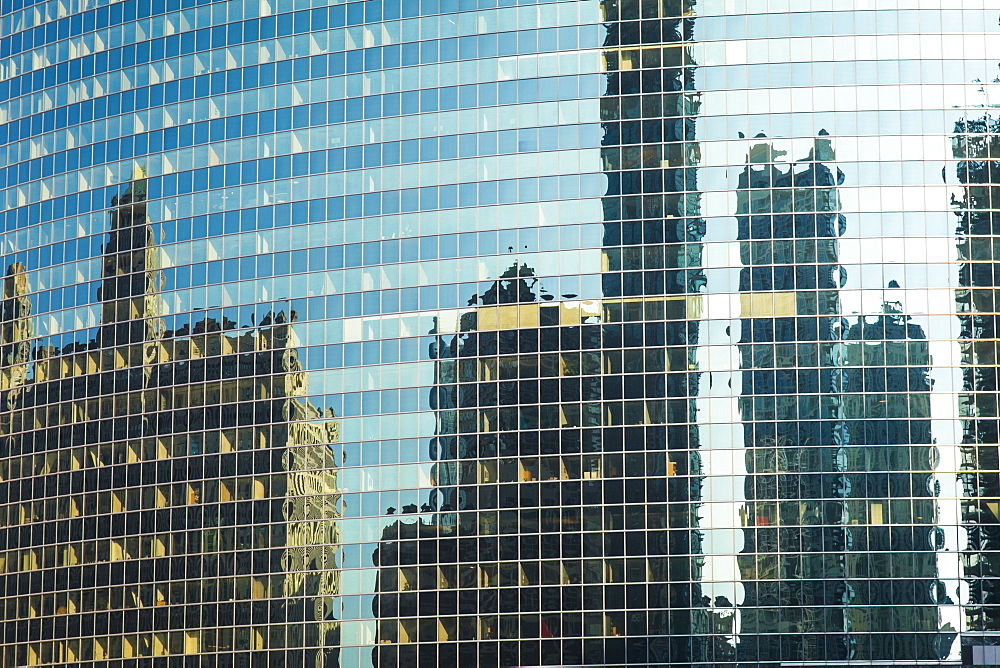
[{"left": 0, "top": 178, "right": 341, "bottom": 666}]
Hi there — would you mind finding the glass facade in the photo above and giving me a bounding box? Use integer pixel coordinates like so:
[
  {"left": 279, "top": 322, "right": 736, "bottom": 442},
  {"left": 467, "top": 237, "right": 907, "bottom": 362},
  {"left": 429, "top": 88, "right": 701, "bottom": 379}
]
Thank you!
[{"left": 6, "top": 0, "right": 1000, "bottom": 665}]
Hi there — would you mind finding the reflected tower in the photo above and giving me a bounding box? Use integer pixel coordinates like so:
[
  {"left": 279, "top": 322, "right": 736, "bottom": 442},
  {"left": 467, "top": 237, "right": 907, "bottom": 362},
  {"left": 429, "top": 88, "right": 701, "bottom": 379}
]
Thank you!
[
  {"left": 843, "top": 295, "right": 955, "bottom": 661},
  {"left": 953, "top": 114, "right": 1000, "bottom": 655},
  {"left": 0, "top": 179, "right": 341, "bottom": 666},
  {"left": 373, "top": 0, "right": 711, "bottom": 665},
  {"left": 373, "top": 254, "right": 710, "bottom": 665},
  {"left": 599, "top": 0, "right": 710, "bottom": 662},
  {"left": 735, "top": 134, "right": 851, "bottom": 665},
  {"left": 373, "top": 266, "right": 608, "bottom": 667}
]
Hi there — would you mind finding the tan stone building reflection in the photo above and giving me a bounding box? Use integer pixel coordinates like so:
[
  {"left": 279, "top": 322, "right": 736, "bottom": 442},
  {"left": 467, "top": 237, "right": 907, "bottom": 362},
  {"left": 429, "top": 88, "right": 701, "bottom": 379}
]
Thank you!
[{"left": 0, "top": 177, "right": 341, "bottom": 666}]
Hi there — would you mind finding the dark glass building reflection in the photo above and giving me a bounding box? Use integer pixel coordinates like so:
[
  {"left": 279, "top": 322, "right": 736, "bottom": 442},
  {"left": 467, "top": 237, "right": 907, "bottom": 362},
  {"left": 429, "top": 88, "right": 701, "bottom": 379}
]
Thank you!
[
  {"left": 735, "top": 134, "right": 851, "bottom": 665},
  {"left": 373, "top": 0, "right": 712, "bottom": 665},
  {"left": 954, "top": 114, "right": 1000, "bottom": 662},
  {"left": 598, "top": 0, "right": 710, "bottom": 664},
  {"left": 843, "top": 296, "right": 955, "bottom": 662},
  {"left": 373, "top": 266, "right": 707, "bottom": 666}
]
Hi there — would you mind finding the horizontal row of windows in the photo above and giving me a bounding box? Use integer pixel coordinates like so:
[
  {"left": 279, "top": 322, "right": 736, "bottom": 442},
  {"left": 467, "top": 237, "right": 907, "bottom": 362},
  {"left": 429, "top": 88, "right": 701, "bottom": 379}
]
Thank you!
[
  {"left": 0, "top": 32, "right": 603, "bottom": 144},
  {"left": 0, "top": 548, "right": 951, "bottom": 601},
  {"left": 0, "top": 533, "right": 947, "bottom": 594},
  {"left": 0, "top": 432, "right": 825, "bottom": 478},
  {"left": 15, "top": 313, "right": 690, "bottom": 366},
  {"left": 10, "top": 298, "right": 683, "bottom": 363},
  {"left": 0, "top": 0, "right": 120, "bottom": 35},
  {"left": 1, "top": 0, "right": 214, "bottom": 52},
  {"left": 22, "top": 270, "right": 676, "bottom": 336},
  {"left": 0, "top": 473, "right": 946, "bottom": 526},
  {"left": 3, "top": 0, "right": 569, "bottom": 57},
  {"left": 0, "top": 12, "right": 601, "bottom": 118},
  {"left": 0, "top": 432, "right": 807, "bottom": 485},
  {"left": 0, "top": 438, "right": 429, "bottom": 482},
  {"left": 0, "top": 473, "right": 730, "bottom": 525},
  {"left": 0, "top": 380, "right": 934, "bottom": 441},
  {"left": 0, "top": 441, "right": 421, "bottom": 483},
  {"left": 149, "top": 165, "right": 673, "bottom": 210},
  {"left": 0, "top": 401, "right": 708, "bottom": 451},
  {"left": 1, "top": 70, "right": 606, "bottom": 188},
  {"left": 27, "top": 247, "right": 607, "bottom": 309},
  {"left": 0, "top": 9, "right": 599, "bottom": 127},
  {"left": 2, "top": 162, "right": 694, "bottom": 235},
  {"left": 1, "top": 100, "right": 610, "bottom": 191},
  {"left": 696, "top": 9, "right": 996, "bottom": 42},
  {"left": 0, "top": 403, "right": 933, "bottom": 461},
  {"left": 6, "top": 0, "right": 982, "bottom": 57},
  {"left": 0, "top": 516, "right": 701, "bottom": 563},
  {"left": 13, "top": 220, "right": 612, "bottom": 286}
]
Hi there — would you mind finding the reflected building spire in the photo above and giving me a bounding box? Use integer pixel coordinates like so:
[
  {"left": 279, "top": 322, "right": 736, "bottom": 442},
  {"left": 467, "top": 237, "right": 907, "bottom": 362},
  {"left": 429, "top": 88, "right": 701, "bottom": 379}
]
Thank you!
[
  {"left": 0, "top": 263, "right": 33, "bottom": 407},
  {"left": 0, "top": 179, "right": 341, "bottom": 666},
  {"left": 96, "top": 170, "right": 165, "bottom": 352}
]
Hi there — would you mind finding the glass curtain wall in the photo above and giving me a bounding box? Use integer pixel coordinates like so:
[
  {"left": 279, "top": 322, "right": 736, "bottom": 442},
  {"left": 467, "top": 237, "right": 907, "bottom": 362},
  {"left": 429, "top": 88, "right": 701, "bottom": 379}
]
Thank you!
[{"left": 1, "top": 0, "right": 1000, "bottom": 666}]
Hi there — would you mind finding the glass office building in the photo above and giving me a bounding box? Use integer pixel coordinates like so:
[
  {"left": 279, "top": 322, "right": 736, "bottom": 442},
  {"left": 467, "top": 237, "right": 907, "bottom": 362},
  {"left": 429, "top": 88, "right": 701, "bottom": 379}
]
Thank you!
[{"left": 4, "top": 0, "right": 1000, "bottom": 665}]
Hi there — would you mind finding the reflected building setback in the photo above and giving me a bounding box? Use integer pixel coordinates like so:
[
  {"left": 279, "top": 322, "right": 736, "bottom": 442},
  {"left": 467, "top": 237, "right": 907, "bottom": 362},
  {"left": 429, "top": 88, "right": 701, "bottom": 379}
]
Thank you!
[
  {"left": 0, "top": 179, "right": 341, "bottom": 666},
  {"left": 843, "top": 294, "right": 955, "bottom": 662},
  {"left": 735, "top": 134, "right": 852, "bottom": 665},
  {"left": 954, "top": 114, "right": 1000, "bottom": 657}
]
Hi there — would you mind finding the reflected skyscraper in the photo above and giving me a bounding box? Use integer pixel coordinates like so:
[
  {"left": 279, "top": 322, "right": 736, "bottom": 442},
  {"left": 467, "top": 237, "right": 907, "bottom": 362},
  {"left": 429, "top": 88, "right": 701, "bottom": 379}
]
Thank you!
[
  {"left": 599, "top": 0, "right": 710, "bottom": 662},
  {"left": 373, "top": 262, "right": 705, "bottom": 666},
  {"left": 736, "top": 134, "right": 851, "bottom": 665},
  {"left": 0, "top": 180, "right": 341, "bottom": 666},
  {"left": 372, "top": 0, "right": 711, "bottom": 664},
  {"left": 954, "top": 114, "right": 1000, "bottom": 658},
  {"left": 374, "top": 266, "right": 606, "bottom": 667},
  {"left": 843, "top": 296, "right": 954, "bottom": 662}
]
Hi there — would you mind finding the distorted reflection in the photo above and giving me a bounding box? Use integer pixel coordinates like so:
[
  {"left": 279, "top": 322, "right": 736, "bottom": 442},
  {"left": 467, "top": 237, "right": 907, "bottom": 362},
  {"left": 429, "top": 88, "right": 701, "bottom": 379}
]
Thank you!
[
  {"left": 735, "top": 133, "right": 955, "bottom": 663},
  {"left": 954, "top": 114, "right": 1000, "bottom": 648},
  {"left": 372, "top": 0, "right": 713, "bottom": 664},
  {"left": 736, "top": 133, "right": 852, "bottom": 664},
  {"left": 844, "top": 294, "right": 955, "bottom": 661},
  {"left": 0, "top": 178, "right": 341, "bottom": 666}
]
